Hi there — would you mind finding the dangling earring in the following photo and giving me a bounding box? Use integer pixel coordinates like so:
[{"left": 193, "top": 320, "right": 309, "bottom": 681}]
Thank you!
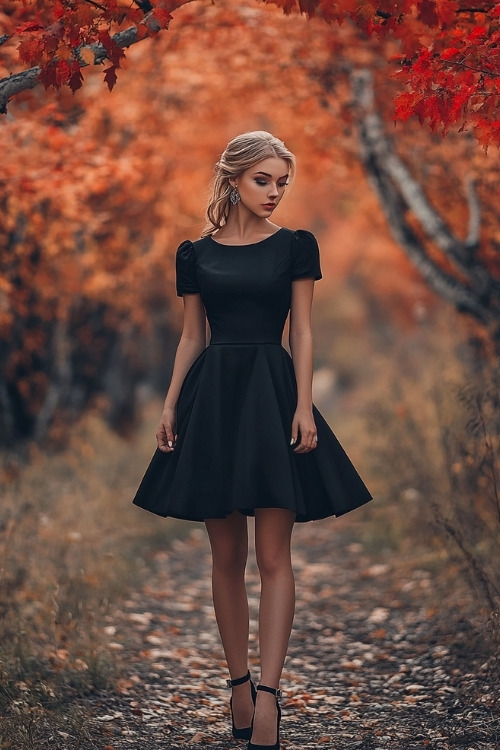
[{"left": 229, "top": 186, "right": 240, "bottom": 205}]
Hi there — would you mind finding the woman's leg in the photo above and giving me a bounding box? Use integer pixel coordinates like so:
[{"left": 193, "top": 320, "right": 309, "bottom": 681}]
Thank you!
[
  {"left": 205, "top": 511, "right": 253, "bottom": 730},
  {"left": 252, "top": 508, "right": 296, "bottom": 745}
]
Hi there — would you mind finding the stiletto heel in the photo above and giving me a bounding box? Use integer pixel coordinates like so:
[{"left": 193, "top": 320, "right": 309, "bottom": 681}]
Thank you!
[
  {"left": 248, "top": 684, "right": 281, "bottom": 750},
  {"left": 226, "top": 670, "right": 257, "bottom": 741}
]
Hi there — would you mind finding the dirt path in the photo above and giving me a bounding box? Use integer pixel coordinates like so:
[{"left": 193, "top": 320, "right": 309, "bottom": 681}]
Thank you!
[{"left": 86, "top": 516, "right": 499, "bottom": 750}]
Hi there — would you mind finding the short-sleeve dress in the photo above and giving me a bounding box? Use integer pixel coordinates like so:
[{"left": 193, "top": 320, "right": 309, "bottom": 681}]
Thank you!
[{"left": 132, "top": 227, "right": 372, "bottom": 522}]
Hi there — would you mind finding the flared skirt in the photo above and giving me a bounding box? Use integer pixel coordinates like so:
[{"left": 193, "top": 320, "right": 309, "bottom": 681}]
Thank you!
[{"left": 132, "top": 343, "right": 372, "bottom": 522}]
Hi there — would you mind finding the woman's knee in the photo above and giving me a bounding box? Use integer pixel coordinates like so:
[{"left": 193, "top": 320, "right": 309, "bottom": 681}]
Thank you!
[
  {"left": 206, "top": 515, "right": 248, "bottom": 573},
  {"left": 212, "top": 542, "right": 248, "bottom": 574},
  {"left": 254, "top": 508, "right": 294, "bottom": 579},
  {"left": 255, "top": 546, "right": 292, "bottom": 579}
]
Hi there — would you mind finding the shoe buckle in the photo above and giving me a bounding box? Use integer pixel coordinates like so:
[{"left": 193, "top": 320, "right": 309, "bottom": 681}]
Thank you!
[
  {"left": 276, "top": 688, "right": 282, "bottom": 700},
  {"left": 226, "top": 679, "right": 232, "bottom": 689}
]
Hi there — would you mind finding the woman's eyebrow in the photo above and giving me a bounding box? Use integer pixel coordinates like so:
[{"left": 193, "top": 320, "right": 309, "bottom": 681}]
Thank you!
[{"left": 253, "top": 171, "right": 289, "bottom": 179}]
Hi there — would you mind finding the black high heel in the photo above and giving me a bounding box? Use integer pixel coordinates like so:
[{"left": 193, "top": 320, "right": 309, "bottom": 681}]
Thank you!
[
  {"left": 227, "top": 670, "right": 257, "bottom": 741},
  {"left": 247, "top": 684, "right": 281, "bottom": 750}
]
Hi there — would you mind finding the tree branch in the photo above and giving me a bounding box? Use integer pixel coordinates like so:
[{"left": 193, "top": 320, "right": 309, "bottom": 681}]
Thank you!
[
  {"left": 351, "top": 70, "right": 476, "bottom": 272},
  {"left": 350, "top": 68, "right": 493, "bottom": 324},
  {"left": 439, "top": 59, "right": 500, "bottom": 79},
  {"left": 83, "top": 0, "right": 107, "bottom": 11},
  {"left": 367, "top": 153, "right": 490, "bottom": 322},
  {"left": 0, "top": 14, "right": 162, "bottom": 114}
]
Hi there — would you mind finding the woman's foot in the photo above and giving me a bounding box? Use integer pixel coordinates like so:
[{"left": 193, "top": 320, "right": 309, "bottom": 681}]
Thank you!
[
  {"left": 227, "top": 671, "right": 256, "bottom": 739},
  {"left": 248, "top": 687, "right": 281, "bottom": 748},
  {"left": 232, "top": 680, "right": 255, "bottom": 732}
]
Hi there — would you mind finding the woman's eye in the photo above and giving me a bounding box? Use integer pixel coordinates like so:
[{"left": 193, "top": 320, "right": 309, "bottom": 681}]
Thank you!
[{"left": 254, "top": 180, "right": 288, "bottom": 188}]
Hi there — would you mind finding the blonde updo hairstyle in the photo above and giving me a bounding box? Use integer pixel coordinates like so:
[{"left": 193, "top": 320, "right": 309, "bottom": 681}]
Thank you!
[{"left": 202, "top": 131, "right": 296, "bottom": 237}]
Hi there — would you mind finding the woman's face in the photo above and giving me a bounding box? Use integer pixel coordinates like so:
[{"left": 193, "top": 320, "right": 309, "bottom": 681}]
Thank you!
[{"left": 231, "top": 157, "right": 289, "bottom": 219}]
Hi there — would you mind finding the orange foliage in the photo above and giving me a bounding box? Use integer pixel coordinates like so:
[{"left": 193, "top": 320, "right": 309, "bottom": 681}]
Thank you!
[
  {"left": 1, "top": 0, "right": 499, "bottom": 144},
  {"left": 1, "top": 0, "right": 498, "bottom": 443}
]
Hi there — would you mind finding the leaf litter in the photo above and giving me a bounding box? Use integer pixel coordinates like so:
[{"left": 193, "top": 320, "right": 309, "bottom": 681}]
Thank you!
[{"left": 66, "top": 519, "right": 499, "bottom": 748}]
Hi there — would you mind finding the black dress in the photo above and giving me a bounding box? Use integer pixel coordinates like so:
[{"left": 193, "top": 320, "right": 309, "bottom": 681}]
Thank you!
[{"left": 132, "top": 227, "right": 372, "bottom": 522}]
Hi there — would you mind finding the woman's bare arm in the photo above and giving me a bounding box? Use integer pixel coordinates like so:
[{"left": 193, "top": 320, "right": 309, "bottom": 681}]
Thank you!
[
  {"left": 289, "top": 278, "right": 318, "bottom": 453},
  {"left": 157, "top": 294, "right": 207, "bottom": 452}
]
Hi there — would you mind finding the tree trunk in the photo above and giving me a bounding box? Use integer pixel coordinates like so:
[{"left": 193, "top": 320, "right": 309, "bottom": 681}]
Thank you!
[{"left": 350, "top": 69, "right": 500, "bottom": 339}]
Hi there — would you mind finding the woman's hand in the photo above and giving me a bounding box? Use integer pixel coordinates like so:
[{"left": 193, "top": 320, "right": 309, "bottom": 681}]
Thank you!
[
  {"left": 290, "top": 408, "right": 318, "bottom": 453},
  {"left": 156, "top": 406, "right": 177, "bottom": 452}
]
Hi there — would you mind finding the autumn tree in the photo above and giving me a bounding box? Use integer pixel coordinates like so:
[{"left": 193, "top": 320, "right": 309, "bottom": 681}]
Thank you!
[
  {"left": 1, "top": 0, "right": 499, "bottom": 448},
  {"left": 350, "top": 70, "right": 500, "bottom": 340},
  {"left": 0, "top": 1, "right": 355, "bottom": 445},
  {"left": 1, "top": 0, "right": 499, "bottom": 146}
]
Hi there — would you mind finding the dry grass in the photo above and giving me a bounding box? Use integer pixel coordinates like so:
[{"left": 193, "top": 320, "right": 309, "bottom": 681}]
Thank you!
[
  {"left": 339, "top": 316, "right": 499, "bottom": 635},
  {"left": 0, "top": 401, "right": 188, "bottom": 747},
  {"left": 313, "top": 284, "right": 500, "bottom": 640}
]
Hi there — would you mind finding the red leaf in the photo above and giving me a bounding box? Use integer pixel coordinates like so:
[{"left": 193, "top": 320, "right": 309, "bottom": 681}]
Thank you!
[
  {"left": 55, "top": 60, "right": 71, "bottom": 86},
  {"left": 394, "top": 91, "right": 419, "bottom": 121},
  {"left": 440, "top": 47, "right": 461, "bottom": 60},
  {"left": 15, "top": 21, "right": 44, "bottom": 33},
  {"left": 38, "top": 60, "right": 71, "bottom": 90},
  {"left": 98, "top": 30, "right": 125, "bottom": 67},
  {"left": 435, "top": 0, "right": 459, "bottom": 25},
  {"left": 388, "top": 54, "right": 408, "bottom": 64},
  {"left": 69, "top": 61, "right": 84, "bottom": 93},
  {"left": 299, "top": 0, "right": 320, "bottom": 14},
  {"left": 473, "top": 117, "right": 500, "bottom": 151},
  {"left": 466, "top": 26, "right": 487, "bottom": 41},
  {"left": 417, "top": 0, "right": 439, "bottom": 27},
  {"left": 53, "top": 1, "right": 66, "bottom": 21},
  {"left": 103, "top": 65, "right": 118, "bottom": 92},
  {"left": 17, "top": 36, "right": 45, "bottom": 65},
  {"left": 38, "top": 62, "right": 58, "bottom": 90}
]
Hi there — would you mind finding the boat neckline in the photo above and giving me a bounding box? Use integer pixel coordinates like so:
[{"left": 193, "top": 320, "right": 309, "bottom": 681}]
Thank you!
[{"left": 208, "top": 227, "right": 285, "bottom": 247}]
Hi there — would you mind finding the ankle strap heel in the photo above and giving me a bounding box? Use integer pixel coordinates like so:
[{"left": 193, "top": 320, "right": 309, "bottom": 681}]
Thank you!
[
  {"left": 248, "top": 685, "right": 282, "bottom": 750},
  {"left": 226, "top": 670, "right": 257, "bottom": 741},
  {"left": 226, "top": 669, "right": 253, "bottom": 689},
  {"left": 256, "top": 684, "right": 282, "bottom": 699}
]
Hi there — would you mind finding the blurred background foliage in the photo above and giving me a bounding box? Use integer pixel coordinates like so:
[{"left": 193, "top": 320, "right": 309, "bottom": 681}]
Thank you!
[{"left": 0, "top": 0, "right": 499, "bottom": 738}]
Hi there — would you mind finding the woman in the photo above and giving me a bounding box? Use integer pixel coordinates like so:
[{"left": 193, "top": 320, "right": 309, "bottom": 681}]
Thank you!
[{"left": 133, "top": 131, "right": 372, "bottom": 749}]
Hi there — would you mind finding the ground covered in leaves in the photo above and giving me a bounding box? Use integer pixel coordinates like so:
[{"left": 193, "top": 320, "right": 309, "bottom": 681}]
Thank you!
[
  {"left": 3, "top": 515, "right": 499, "bottom": 749},
  {"left": 76, "top": 515, "right": 499, "bottom": 750}
]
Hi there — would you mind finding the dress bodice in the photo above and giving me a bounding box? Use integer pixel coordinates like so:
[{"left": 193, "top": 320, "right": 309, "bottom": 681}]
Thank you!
[{"left": 175, "top": 227, "right": 322, "bottom": 345}]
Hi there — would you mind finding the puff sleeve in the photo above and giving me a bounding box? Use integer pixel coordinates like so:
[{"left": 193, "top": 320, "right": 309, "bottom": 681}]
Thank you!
[
  {"left": 175, "top": 240, "right": 200, "bottom": 296},
  {"left": 291, "top": 229, "right": 322, "bottom": 281}
]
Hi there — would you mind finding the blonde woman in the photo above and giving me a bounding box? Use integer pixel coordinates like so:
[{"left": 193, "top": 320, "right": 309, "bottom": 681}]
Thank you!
[{"left": 133, "top": 131, "right": 372, "bottom": 749}]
